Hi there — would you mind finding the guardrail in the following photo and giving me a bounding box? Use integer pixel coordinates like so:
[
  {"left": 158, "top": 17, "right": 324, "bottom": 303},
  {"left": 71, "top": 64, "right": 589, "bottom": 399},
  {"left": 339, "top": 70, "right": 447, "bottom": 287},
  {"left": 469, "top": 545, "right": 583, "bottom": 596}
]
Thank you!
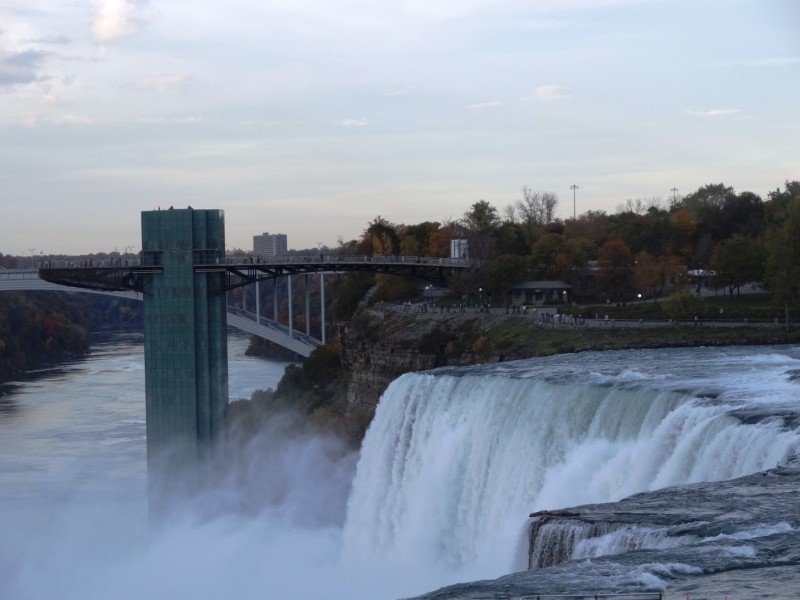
[
  {"left": 380, "top": 302, "right": 798, "bottom": 328},
  {"left": 516, "top": 594, "right": 662, "bottom": 600},
  {"left": 193, "top": 254, "right": 476, "bottom": 268}
]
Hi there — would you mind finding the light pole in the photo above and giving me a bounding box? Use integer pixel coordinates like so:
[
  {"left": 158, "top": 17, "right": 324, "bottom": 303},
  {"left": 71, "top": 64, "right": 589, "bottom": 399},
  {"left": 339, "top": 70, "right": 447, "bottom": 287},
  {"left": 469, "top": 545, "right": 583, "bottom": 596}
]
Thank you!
[
  {"left": 28, "top": 248, "right": 36, "bottom": 269},
  {"left": 570, "top": 185, "right": 579, "bottom": 220},
  {"left": 671, "top": 187, "right": 678, "bottom": 204}
]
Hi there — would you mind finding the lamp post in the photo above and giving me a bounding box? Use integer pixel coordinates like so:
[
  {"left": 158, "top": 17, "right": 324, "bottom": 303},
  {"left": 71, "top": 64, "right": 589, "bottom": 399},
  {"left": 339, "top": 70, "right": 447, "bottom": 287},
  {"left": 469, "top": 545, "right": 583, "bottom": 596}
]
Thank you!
[
  {"left": 570, "top": 185, "right": 579, "bottom": 220},
  {"left": 28, "top": 248, "right": 36, "bottom": 269}
]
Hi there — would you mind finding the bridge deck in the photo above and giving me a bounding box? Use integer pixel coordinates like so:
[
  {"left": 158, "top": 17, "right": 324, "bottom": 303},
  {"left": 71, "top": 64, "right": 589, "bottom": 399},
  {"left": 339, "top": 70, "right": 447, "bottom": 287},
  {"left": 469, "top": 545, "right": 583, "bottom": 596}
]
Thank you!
[
  {"left": 36, "top": 255, "right": 475, "bottom": 292},
  {"left": 1, "top": 270, "right": 319, "bottom": 357}
]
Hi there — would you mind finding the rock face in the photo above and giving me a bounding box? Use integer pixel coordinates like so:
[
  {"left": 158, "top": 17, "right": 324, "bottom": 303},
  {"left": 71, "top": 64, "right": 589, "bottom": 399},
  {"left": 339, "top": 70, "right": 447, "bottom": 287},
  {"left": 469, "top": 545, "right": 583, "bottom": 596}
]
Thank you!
[
  {"left": 526, "top": 457, "right": 800, "bottom": 571},
  {"left": 340, "top": 308, "right": 509, "bottom": 424}
]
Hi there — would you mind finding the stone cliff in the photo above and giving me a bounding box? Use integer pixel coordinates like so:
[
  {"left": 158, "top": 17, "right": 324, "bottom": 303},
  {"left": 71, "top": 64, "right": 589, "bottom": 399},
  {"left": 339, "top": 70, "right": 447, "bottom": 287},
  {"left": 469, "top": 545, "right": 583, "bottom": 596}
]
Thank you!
[{"left": 339, "top": 307, "right": 524, "bottom": 426}]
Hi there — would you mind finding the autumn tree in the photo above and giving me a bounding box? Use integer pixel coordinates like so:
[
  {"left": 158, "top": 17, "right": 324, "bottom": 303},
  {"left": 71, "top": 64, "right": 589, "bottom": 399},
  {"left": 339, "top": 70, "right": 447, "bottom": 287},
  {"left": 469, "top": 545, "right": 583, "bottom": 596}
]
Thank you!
[
  {"left": 427, "top": 220, "right": 462, "bottom": 258},
  {"left": 634, "top": 252, "right": 686, "bottom": 301},
  {"left": 358, "top": 216, "right": 399, "bottom": 256},
  {"left": 531, "top": 233, "right": 567, "bottom": 280},
  {"left": 399, "top": 221, "right": 441, "bottom": 256},
  {"left": 596, "top": 238, "right": 634, "bottom": 301}
]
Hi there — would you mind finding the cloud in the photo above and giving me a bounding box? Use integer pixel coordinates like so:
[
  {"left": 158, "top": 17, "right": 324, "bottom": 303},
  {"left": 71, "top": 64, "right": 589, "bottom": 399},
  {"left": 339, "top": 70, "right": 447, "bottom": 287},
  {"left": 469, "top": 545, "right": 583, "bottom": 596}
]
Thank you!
[
  {"left": 91, "top": 0, "right": 155, "bottom": 44},
  {"left": 29, "top": 35, "right": 72, "bottom": 46},
  {"left": 340, "top": 117, "right": 369, "bottom": 127},
  {"left": 22, "top": 113, "right": 97, "bottom": 127},
  {"left": 137, "top": 115, "right": 204, "bottom": 124},
  {"left": 743, "top": 57, "right": 800, "bottom": 67},
  {"left": 465, "top": 101, "right": 502, "bottom": 109},
  {"left": 403, "top": 0, "right": 492, "bottom": 20},
  {"left": 520, "top": 85, "right": 572, "bottom": 102},
  {"left": 0, "top": 50, "right": 47, "bottom": 87},
  {"left": 138, "top": 74, "right": 193, "bottom": 92},
  {"left": 685, "top": 108, "right": 743, "bottom": 117},
  {"left": 20, "top": 113, "right": 203, "bottom": 127}
]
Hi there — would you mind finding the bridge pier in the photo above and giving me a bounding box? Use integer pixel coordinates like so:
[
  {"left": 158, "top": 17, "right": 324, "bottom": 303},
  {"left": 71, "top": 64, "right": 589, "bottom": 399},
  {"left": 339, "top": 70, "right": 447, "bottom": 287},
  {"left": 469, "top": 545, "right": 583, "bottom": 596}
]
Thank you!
[{"left": 140, "top": 208, "right": 228, "bottom": 483}]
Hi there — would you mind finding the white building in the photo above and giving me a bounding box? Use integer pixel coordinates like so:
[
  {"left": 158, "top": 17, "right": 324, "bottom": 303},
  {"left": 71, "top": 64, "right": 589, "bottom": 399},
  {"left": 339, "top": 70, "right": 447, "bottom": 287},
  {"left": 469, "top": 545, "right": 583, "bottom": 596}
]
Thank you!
[
  {"left": 450, "top": 238, "right": 469, "bottom": 260},
  {"left": 253, "top": 232, "right": 288, "bottom": 257}
]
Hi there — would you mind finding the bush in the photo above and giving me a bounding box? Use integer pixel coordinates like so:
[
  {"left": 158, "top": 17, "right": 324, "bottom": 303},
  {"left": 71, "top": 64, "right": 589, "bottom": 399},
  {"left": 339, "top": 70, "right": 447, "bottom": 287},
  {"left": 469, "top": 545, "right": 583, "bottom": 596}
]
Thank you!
[{"left": 662, "top": 292, "right": 707, "bottom": 320}]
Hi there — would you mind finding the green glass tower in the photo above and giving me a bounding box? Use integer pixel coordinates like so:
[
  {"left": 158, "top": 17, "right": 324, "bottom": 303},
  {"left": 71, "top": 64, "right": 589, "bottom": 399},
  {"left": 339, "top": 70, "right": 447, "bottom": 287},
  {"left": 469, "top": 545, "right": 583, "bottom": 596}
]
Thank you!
[{"left": 140, "top": 208, "right": 228, "bottom": 476}]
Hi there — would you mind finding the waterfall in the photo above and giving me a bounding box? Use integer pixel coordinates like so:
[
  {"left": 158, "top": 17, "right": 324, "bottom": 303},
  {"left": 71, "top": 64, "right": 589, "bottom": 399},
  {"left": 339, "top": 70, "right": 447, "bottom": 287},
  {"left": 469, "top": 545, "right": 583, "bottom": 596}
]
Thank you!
[{"left": 341, "top": 365, "right": 800, "bottom": 579}]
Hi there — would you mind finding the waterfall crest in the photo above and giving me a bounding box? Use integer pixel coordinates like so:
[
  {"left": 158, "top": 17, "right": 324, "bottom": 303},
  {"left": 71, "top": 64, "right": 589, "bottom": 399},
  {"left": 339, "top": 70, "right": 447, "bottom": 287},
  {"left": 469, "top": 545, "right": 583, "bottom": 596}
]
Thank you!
[{"left": 342, "top": 365, "right": 800, "bottom": 578}]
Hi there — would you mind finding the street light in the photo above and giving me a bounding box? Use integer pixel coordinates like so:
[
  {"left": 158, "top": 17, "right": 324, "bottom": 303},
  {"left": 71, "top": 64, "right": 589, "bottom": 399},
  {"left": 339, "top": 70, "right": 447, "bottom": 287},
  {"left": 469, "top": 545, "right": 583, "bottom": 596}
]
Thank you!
[{"left": 570, "top": 185, "right": 579, "bottom": 220}]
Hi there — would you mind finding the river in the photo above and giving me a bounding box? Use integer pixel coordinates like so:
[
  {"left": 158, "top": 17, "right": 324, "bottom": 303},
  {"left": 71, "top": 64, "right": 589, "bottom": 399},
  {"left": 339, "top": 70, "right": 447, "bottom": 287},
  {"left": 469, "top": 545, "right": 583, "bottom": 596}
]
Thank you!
[{"left": 1, "top": 333, "right": 799, "bottom": 599}]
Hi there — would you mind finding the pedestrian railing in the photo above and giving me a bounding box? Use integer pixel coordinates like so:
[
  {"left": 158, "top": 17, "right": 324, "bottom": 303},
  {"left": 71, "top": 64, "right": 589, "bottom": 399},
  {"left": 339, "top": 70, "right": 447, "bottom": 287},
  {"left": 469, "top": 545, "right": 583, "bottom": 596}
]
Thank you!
[{"left": 516, "top": 594, "right": 662, "bottom": 600}]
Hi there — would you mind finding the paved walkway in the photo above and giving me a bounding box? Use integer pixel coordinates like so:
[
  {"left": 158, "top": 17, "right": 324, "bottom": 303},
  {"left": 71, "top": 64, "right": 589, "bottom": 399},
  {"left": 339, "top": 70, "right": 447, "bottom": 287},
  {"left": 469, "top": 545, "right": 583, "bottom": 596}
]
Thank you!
[{"left": 379, "top": 302, "right": 795, "bottom": 330}]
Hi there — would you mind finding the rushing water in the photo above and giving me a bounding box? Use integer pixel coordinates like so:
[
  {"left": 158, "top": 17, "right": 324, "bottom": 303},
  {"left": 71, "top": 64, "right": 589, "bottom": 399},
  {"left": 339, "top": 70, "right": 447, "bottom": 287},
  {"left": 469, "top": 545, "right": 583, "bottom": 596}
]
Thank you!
[{"left": 1, "top": 335, "right": 799, "bottom": 599}]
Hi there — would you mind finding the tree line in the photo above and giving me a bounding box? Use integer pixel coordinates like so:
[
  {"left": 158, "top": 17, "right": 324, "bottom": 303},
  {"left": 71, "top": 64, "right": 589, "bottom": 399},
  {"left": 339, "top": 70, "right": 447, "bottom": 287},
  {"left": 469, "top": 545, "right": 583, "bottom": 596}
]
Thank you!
[
  {"left": 0, "top": 293, "right": 142, "bottom": 381},
  {"left": 332, "top": 180, "right": 800, "bottom": 316}
]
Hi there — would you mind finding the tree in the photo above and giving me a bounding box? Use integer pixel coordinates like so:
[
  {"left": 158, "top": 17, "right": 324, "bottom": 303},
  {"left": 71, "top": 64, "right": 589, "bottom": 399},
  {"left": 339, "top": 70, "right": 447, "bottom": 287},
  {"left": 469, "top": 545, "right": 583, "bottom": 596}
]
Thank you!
[
  {"left": 596, "top": 238, "right": 634, "bottom": 301},
  {"left": 462, "top": 200, "right": 500, "bottom": 260},
  {"left": 531, "top": 233, "right": 567, "bottom": 279},
  {"left": 719, "top": 191, "right": 764, "bottom": 239},
  {"left": 489, "top": 254, "right": 530, "bottom": 302},
  {"left": 634, "top": 252, "right": 686, "bottom": 301},
  {"left": 669, "top": 208, "right": 695, "bottom": 257},
  {"left": 766, "top": 199, "right": 800, "bottom": 328},
  {"left": 358, "top": 216, "right": 399, "bottom": 256},
  {"left": 564, "top": 210, "right": 609, "bottom": 247},
  {"left": 427, "top": 221, "right": 462, "bottom": 258},
  {"left": 400, "top": 221, "right": 441, "bottom": 256},
  {"left": 515, "top": 187, "right": 560, "bottom": 247},
  {"left": 710, "top": 235, "right": 766, "bottom": 297},
  {"left": 565, "top": 238, "right": 596, "bottom": 302},
  {"left": 765, "top": 180, "right": 800, "bottom": 225},
  {"left": 673, "top": 183, "right": 735, "bottom": 244},
  {"left": 462, "top": 200, "right": 500, "bottom": 232}
]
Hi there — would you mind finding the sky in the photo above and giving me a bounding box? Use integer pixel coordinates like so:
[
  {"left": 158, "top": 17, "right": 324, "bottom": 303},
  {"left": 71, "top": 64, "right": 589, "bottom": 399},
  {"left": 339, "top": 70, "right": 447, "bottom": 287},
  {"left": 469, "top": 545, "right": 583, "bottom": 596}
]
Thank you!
[{"left": 1, "top": 0, "right": 799, "bottom": 255}]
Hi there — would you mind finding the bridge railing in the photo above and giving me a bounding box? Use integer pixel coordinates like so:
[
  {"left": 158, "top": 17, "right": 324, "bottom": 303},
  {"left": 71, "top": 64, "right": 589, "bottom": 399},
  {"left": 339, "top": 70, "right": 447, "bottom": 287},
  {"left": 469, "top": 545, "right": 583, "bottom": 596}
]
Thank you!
[
  {"left": 21, "top": 254, "right": 476, "bottom": 270},
  {"left": 35, "top": 259, "right": 141, "bottom": 269},
  {"left": 515, "top": 594, "right": 662, "bottom": 600},
  {"left": 203, "top": 254, "right": 477, "bottom": 268},
  {"left": 0, "top": 268, "right": 41, "bottom": 279}
]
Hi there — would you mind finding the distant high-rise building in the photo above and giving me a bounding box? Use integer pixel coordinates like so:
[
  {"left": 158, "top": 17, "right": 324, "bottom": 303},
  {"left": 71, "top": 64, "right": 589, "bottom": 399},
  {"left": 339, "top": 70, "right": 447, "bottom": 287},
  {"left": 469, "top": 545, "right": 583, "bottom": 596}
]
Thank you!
[{"left": 253, "top": 232, "right": 288, "bottom": 257}]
